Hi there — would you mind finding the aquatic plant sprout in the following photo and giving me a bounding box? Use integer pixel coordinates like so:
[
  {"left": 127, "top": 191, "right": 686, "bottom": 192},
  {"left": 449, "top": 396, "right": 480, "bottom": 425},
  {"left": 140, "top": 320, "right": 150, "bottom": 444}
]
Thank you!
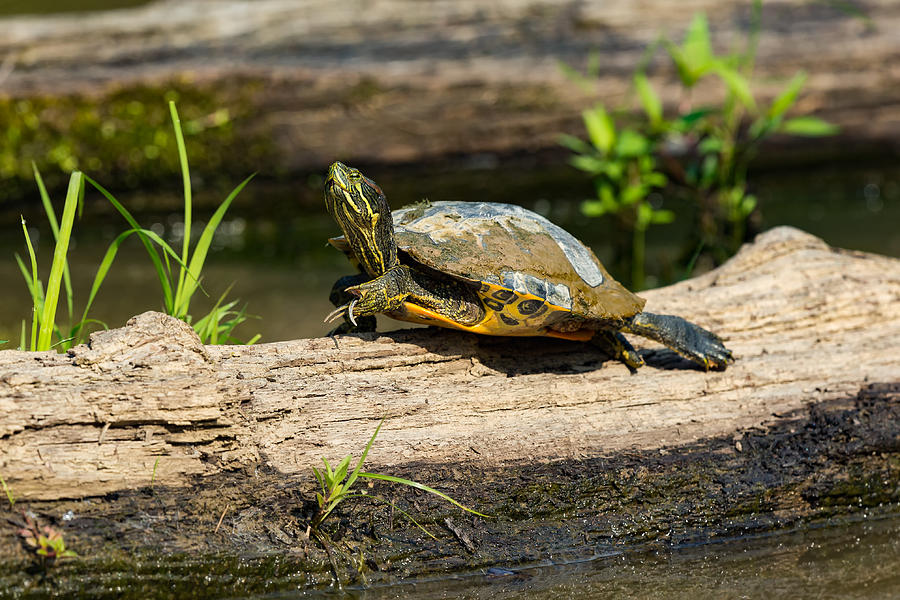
[
  {"left": 14, "top": 170, "right": 108, "bottom": 351},
  {"left": 561, "top": 0, "right": 838, "bottom": 285},
  {"left": 312, "top": 419, "right": 488, "bottom": 537},
  {"left": 14, "top": 100, "right": 258, "bottom": 349},
  {"left": 86, "top": 101, "right": 257, "bottom": 344}
]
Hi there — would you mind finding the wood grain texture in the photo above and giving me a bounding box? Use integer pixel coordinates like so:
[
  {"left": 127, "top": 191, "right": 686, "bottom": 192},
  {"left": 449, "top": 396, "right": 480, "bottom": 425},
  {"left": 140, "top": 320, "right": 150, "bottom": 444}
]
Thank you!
[{"left": 1, "top": 226, "right": 898, "bottom": 501}]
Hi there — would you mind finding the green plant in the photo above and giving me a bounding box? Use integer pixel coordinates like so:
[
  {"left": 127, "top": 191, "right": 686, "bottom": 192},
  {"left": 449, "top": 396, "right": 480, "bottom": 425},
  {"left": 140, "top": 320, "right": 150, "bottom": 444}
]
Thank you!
[
  {"left": 311, "top": 419, "right": 487, "bottom": 536},
  {"left": 560, "top": 102, "right": 672, "bottom": 290},
  {"left": 15, "top": 170, "right": 102, "bottom": 351},
  {"left": 15, "top": 166, "right": 185, "bottom": 351},
  {"left": 18, "top": 513, "right": 77, "bottom": 561},
  {"left": 660, "top": 5, "right": 837, "bottom": 259},
  {"left": 87, "top": 101, "right": 258, "bottom": 344},
  {"left": 562, "top": 0, "right": 837, "bottom": 282},
  {"left": 150, "top": 457, "right": 160, "bottom": 491},
  {"left": 1, "top": 474, "right": 14, "bottom": 508}
]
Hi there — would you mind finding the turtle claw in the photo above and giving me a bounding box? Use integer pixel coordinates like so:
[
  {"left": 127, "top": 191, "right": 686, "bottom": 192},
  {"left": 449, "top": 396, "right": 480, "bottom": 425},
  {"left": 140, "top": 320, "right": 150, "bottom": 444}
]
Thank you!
[
  {"left": 347, "top": 299, "right": 358, "bottom": 326},
  {"left": 323, "top": 299, "right": 359, "bottom": 326},
  {"left": 323, "top": 304, "right": 349, "bottom": 324}
]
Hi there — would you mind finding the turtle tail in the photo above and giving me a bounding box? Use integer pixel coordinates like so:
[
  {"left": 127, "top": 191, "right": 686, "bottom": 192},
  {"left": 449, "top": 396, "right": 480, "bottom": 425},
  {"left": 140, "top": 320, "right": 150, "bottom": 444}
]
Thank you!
[{"left": 623, "top": 312, "right": 733, "bottom": 371}]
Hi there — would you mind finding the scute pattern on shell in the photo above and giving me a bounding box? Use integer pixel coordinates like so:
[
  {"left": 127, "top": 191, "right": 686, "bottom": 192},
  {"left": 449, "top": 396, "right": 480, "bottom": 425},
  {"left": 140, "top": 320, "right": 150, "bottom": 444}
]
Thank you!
[{"left": 392, "top": 201, "right": 645, "bottom": 323}]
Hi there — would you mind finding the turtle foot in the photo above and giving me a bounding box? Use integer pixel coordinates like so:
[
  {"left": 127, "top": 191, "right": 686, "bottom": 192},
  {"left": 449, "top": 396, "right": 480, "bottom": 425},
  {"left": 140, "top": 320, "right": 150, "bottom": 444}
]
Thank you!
[{"left": 625, "top": 312, "right": 733, "bottom": 371}]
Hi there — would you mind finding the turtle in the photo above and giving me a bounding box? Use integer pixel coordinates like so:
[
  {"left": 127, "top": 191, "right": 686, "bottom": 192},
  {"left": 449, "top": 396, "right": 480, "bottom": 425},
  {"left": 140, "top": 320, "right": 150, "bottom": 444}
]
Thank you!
[{"left": 323, "top": 161, "right": 732, "bottom": 371}]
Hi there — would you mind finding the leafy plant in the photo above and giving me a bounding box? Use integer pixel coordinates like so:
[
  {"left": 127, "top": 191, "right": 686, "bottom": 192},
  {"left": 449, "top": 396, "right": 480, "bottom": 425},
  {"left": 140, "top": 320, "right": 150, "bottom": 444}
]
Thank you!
[
  {"left": 18, "top": 513, "right": 77, "bottom": 561},
  {"left": 659, "top": 5, "right": 837, "bottom": 260},
  {"left": 86, "top": 101, "right": 258, "bottom": 344},
  {"left": 562, "top": 0, "right": 838, "bottom": 283},
  {"left": 560, "top": 101, "right": 672, "bottom": 290},
  {"left": 311, "top": 419, "right": 487, "bottom": 537}
]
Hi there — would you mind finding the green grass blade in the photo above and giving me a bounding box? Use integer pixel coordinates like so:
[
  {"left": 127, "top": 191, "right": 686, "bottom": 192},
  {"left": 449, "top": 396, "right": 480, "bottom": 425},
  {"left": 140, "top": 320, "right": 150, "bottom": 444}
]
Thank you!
[
  {"left": 358, "top": 472, "right": 490, "bottom": 518},
  {"left": 69, "top": 318, "right": 109, "bottom": 342},
  {"left": 174, "top": 173, "right": 255, "bottom": 317},
  {"left": 312, "top": 467, "right": 325, "bottom": 495},
  {"left": 169, "top": 101, "right": 192, "bottom": 316},
  {"left": 19, "top": 321, "right": 26, "bottom": 351},
  {"left": 29, "top": 315, "right": 37, "bottom": 352},
  {"left": 31, "top": 163, "right": 59, "bottom": 237},
  {"left": 37, "top": 172, "right": 82, "bottom": 351},
  {"left": 15, "top": 253, "right": 42, "bottom": 315},
  {"left": 0, "top": 474, "right": 14, "bottom": 508},
  {"left": 50, "top": 336, "right": 75, "bottom": 350},
  {"left": 334, "top": 456, "right": 352, "bottom": 485},
  {"left": 33, "top": 163, "right": 75, "bottom": 324},
  {"left": 15, "top": 251, "right": 44, "bottom": 351},
  {"left": 86, "top": 175, "right": 174, "bottom": 313},
  {"left": 19, "top": 217, "right": 42, "bottom": 351},
  {"left": 344, "top": 418, "right": 385, "bottom": 491},
  {"left": 18, "top": 218, "right": 41, "bottom": 305},
  {"left": 245, "top": 333, "right": 261, "bottom": 345}
]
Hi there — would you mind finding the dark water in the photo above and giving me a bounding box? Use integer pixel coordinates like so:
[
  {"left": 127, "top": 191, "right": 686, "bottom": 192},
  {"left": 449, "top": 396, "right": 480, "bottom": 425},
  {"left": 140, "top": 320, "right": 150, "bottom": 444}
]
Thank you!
[
  {"left": 1, "top": 161, "right": 898, "bottom": 345},
  {"left": 304, "top": 514, "right": 900, "bottom": 600},
  {"left": 2, "top": 512, "right": 897, "bottom": 598}
]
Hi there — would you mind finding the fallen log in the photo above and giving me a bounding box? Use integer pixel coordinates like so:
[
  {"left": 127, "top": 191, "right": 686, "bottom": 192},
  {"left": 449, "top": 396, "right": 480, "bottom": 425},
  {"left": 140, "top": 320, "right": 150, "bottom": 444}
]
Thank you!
[{"left": 1, "top": 226, "right": 899, "bottom": 585}]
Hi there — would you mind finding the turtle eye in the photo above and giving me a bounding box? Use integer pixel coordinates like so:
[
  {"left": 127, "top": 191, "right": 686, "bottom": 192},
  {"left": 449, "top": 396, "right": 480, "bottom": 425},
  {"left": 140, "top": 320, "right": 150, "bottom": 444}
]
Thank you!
[{"left": 349, "top": 169, "right": 361, "bottom": 181}]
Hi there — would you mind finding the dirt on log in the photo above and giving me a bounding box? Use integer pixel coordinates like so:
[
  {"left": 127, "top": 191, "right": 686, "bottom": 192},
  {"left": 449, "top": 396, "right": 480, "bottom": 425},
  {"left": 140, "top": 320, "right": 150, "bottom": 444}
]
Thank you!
[{"left": 0, "top": 226, "right": 899, "bottom": 585}]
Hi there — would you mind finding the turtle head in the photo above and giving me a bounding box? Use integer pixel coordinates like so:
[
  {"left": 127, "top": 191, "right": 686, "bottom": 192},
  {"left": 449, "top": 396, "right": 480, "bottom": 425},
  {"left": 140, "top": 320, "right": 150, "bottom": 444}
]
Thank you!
[{"left": 325, "top": 161, "right": 398, "bottom": 277}]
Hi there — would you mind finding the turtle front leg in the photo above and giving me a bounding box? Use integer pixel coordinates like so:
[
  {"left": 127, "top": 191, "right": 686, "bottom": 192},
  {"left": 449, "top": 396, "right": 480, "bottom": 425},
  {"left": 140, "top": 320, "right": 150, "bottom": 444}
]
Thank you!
[
  {"left": 328, "top": 265, "right": 414, "bottom": 325},
  {"left": 326, "top": 274, "right": 377, "bottom": 334}
]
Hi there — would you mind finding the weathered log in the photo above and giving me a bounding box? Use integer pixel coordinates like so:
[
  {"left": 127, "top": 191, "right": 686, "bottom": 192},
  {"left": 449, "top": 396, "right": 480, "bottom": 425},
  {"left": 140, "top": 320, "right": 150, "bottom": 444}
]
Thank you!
[{"left": 1, "top": 226, "right": 898, "bottom": 504}]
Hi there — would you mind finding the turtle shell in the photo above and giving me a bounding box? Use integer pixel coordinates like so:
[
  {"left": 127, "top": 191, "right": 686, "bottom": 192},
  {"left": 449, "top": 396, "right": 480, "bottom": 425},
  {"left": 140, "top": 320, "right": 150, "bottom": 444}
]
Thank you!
[{"left": 389, "top": 201, "right": 645, "bottom": 335}]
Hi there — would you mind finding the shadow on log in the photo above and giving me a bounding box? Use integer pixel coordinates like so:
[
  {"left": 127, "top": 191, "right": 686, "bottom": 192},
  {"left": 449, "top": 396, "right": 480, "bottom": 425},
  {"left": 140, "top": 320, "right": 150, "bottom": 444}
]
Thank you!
[{"left": 1, "top": 226, "right": 898, "bottom": 588}]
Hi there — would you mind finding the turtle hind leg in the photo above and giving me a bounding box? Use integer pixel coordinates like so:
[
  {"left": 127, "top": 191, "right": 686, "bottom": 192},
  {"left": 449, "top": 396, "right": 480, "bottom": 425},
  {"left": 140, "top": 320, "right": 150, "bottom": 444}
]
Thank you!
[
  {"left": 590, "top": 330, "right": 645, "bottom": 372},
  {"left": 623, "top": 312, "right": 732, "bottom": 371},
  {"left": 328, "top": 274, "right": 377, "bottom": 334}
]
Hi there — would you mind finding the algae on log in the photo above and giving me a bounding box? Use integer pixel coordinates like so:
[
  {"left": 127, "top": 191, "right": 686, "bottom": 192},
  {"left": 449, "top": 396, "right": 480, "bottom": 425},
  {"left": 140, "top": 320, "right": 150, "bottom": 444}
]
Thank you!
[{"left": 0, "top": 226, "right": 899, "bottom": 569}]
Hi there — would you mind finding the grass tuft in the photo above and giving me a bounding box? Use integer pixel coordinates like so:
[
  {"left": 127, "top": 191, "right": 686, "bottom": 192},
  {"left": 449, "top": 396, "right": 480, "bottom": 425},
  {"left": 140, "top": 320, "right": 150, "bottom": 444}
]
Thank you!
[
  {"left": 86, "top": 100, "right": 257, "bottom": 344},
  {"left": 311, "top": 419, "right": 488, "bottom": 538}
]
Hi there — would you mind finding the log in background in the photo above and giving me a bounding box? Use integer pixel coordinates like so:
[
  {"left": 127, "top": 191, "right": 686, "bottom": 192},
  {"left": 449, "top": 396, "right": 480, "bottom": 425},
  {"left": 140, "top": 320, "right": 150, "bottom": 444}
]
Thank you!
[{"left": 2, "top": 0, "right": 899, "bottom": 168}]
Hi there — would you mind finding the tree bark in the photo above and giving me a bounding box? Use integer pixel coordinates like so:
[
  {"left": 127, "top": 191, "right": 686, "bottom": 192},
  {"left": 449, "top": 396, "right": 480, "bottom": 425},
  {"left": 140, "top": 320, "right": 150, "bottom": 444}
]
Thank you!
[{"left": 1, "top": 226, "right": 898, "bottom": 502}]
